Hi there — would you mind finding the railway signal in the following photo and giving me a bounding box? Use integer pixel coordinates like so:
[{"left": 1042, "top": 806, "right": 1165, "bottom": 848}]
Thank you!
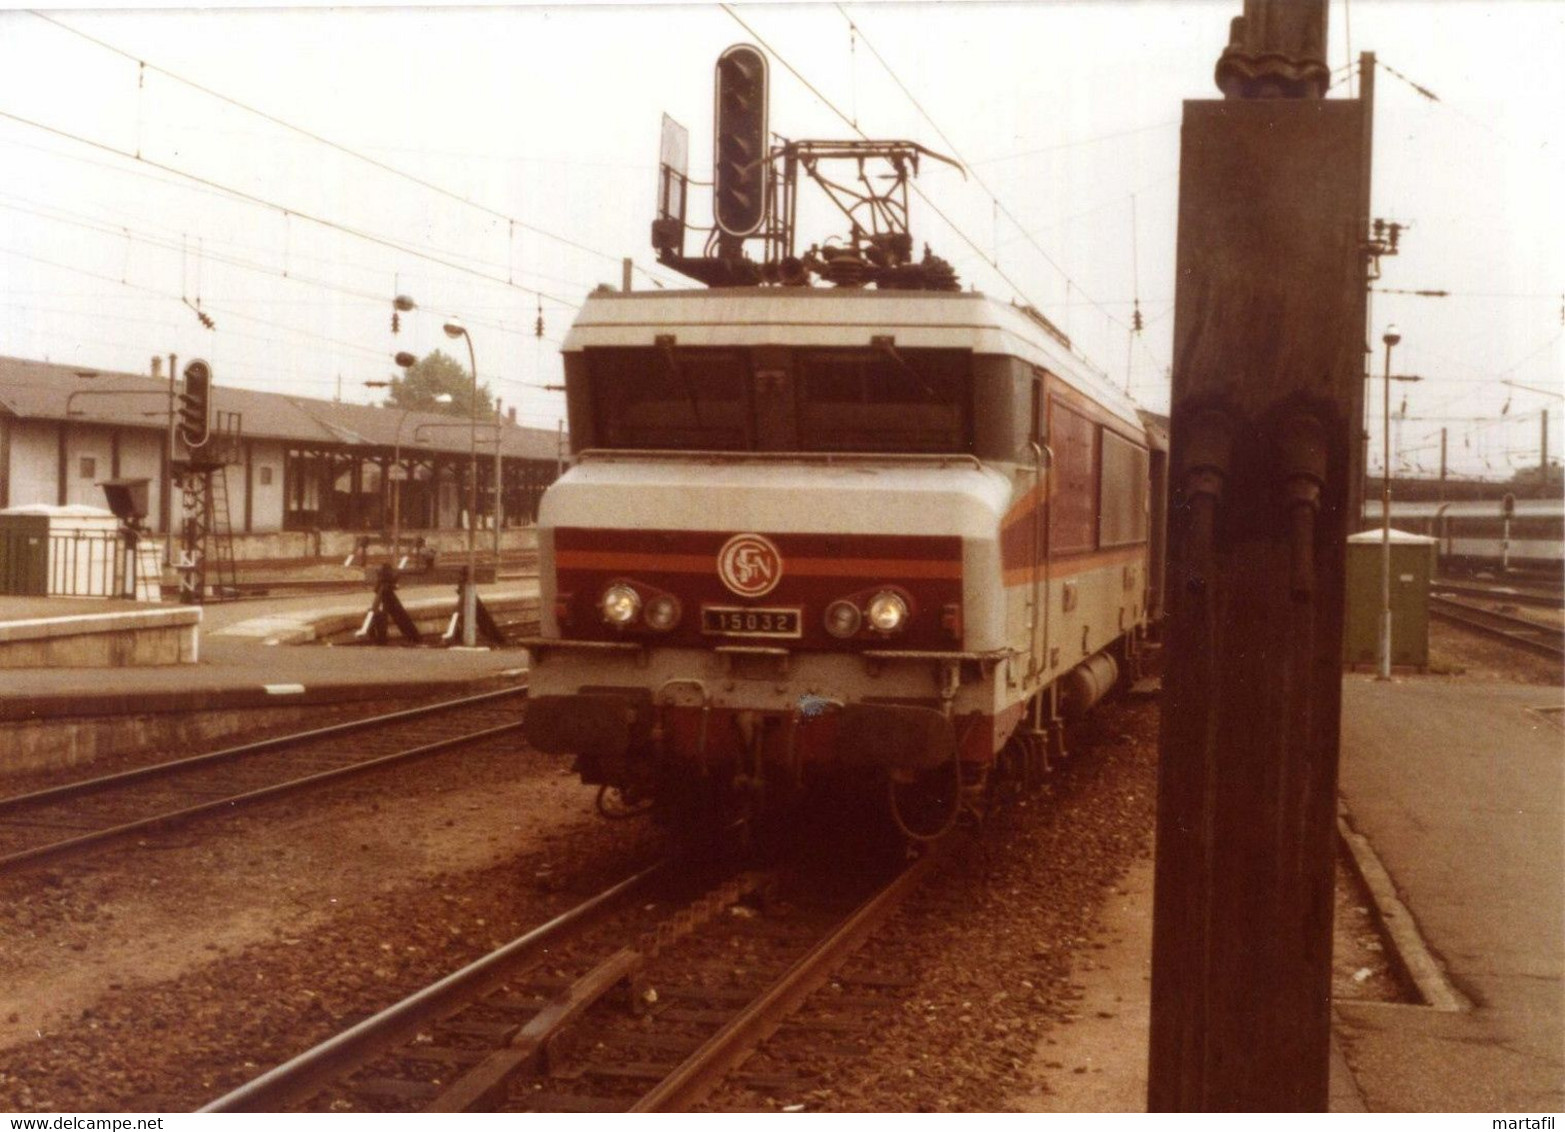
[
  {"left": 178, "top": 359, "right": 212, "bottom": 450},
  {"left": 712, "top": 44, "right": 769, "bottom": 239}
]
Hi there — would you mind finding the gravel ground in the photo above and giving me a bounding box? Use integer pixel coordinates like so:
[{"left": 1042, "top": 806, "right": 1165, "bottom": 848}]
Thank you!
[
  {"left": 1426, "top": 619, "right": 1563, "bottom": 686},
  {"left": 704, "top": 695, "right": 1162, "bottom": 1113},
  {"left": 0, "top": 737, "right": 657, "bottom": 1112},
  {"left": 706, "top": 688, "right": 1408, "bottom": 1113},
  {"left": 1, "top": 640, "right": 1510, "bottom": 1113}
]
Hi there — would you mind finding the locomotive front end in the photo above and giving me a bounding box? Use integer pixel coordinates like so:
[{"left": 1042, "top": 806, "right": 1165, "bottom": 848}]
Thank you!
[
  {"left": 520, "top": 290, "right": 1019, "bottom": 823},
  {"left": 524, "top": 457, "right": 1011, "bottom": 792}
]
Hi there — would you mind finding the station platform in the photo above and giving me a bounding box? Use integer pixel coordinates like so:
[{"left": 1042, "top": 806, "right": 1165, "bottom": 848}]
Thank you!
[
  {"left": 0, "top": 597, "right": 200, "bottom": 668},
  {"left": 0, "top": 580, "right": 536, "bottom": 777},
  {"left": 1037, "top": 673, "right": 1564, "bottom": 1113}
]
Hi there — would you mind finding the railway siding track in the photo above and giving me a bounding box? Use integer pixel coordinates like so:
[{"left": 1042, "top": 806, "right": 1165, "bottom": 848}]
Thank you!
[
  {"left": 1433, "top": 578, "right": 1564, "bottom": 610},
  {"left": 1429, "top": 594, "right": 1565, "bottom": 659},
  {"left": 202, "top": 849, "right": 941, "bottom": 1114},
  {"left": 0, "top": 686, "right": 528, "bottom": 871}
]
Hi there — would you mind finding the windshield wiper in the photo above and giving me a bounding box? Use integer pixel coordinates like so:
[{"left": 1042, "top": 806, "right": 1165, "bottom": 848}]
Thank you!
[
  {"left": 871, "top": 335, "right": 936, "bottom": 399},
  {"left": 654, "top": 334, "right": 704, "bottom": 426}
]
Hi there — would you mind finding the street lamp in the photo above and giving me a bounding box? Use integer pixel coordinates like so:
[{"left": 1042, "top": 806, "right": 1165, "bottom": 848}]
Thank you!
[
  {"left": 1377, "top": 324, "right": 1401, "bottom": 682},
  {"left": 369, "top": 360, "right": 450, "bottom": 570},
  {"left": 443, "top": 321, "right": 480, "bottom": 648}
]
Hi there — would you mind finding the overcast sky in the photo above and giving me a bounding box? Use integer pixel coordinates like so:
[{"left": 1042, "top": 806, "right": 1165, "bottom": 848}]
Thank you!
[{"left": 0, "top": 1, "right": 1559, "bottom": 477}]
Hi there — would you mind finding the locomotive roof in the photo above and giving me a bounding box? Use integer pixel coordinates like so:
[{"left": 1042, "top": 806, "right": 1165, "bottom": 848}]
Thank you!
[{"left": 564, "top": 287, "right": 1145, "bottom": 429}]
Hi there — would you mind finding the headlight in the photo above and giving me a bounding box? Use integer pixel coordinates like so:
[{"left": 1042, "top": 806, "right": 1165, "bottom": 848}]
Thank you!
[
  {"left": 866, "top": 591, "right": 909, "bottom": 633},
  {"left": 600, "top": 583, "right": 642, "bottom": 626},
  {"left": 824, "top": 599, "right": 862, "bottom": 638},
  {"left": 644, "top": 593, "right": 682, "bottom": 631}
]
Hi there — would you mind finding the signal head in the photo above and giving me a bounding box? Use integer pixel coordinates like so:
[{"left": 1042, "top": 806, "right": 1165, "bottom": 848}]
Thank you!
[
  {"left": 713, "top": 44, "right": 769, "bottom": 238},
  {"left": 178, "top": 360, "right": 212, "bottom": 449}
]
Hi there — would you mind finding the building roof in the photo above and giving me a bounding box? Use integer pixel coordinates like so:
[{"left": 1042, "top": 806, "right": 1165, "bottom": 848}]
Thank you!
[{"left": 0, "top": 355, "right": 561, "bottom": 461}]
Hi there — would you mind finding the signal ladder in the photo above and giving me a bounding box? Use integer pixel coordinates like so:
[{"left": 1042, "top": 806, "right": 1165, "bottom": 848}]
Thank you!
[{"left": 177, "top": 465, "right": 238, "bottom": 604}]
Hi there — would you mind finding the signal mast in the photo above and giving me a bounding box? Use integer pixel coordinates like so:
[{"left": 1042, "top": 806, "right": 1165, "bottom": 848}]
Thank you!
[{"left": 652, "top": 44, "right": 964, "bottom": 292}]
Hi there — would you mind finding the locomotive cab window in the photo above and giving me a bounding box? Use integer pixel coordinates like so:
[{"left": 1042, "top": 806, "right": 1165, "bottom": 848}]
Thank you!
[
  {"left": 796, "top": 347, "right": 971, "bottom": 454},
  {"left": 583, "top": 344, "right": 971, "bottom": 455},
  {"left": 588, "top": 347, "right": 750, "bottom": 450}
]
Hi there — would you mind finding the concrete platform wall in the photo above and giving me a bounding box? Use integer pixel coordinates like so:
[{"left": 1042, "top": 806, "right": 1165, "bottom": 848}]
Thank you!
[
  {"left": 0, "top": 607, "right": 199, "bottom": 668},
  {"left": 225, "top": 524, "right": 537, "bottom": 563},
  {"left": 0, "top": 686, "right": 495, "bottom": 779}
]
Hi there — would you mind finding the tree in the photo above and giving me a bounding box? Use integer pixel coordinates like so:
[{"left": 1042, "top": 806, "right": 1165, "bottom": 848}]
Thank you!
[{"left": 384, "top": 350, "right": 494, "bottom": 418}]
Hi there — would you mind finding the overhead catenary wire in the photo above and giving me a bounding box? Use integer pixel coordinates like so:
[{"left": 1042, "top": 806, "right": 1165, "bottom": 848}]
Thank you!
[
  {"left": 27, "top": 10, "right": 684, "bottom": 292},
  {"left": 0, "top": 103, "right": 582, "bottom": 310},
  {"left": 832, "top": 4, "right": 1155, "bottom": 353},
  {"left": 724, "top": 4, "right": 1146, "bottom": 386},
  {"left": 0, "top": 131, "right": 599, "bottom": 294},
  {"left": 1, "top": 244, "right": 398, "bottom": 365},
  {"left": 967, "top": 118, "right": 1180, "bottom": 167},
  {"left": 1375, "top": 55, "right": 1551, "bottom": 152},
  {"left": 0, "top": 194, "right": 573, "bottom": 343}
]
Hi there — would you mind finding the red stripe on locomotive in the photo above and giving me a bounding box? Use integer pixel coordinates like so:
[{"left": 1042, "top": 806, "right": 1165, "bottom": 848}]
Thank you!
[{"left": 553, "top": 528, "right": 963, "bottom": 650}]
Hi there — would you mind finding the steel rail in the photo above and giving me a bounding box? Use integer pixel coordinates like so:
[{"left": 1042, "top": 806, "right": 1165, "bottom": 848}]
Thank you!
[
  {"left": 0, "top": 684, "right": 527, "bottom": 817},
  {"left": 200, "top": 860, "right": 670, "bottom": 1113},
  {"left": 1429, "top": 596, "right": 1565, "bottom": 659},
  {"left": 0, "top": 716, "right": 526, "bottom": 872},
  {"left": 426, "top": 870, "right": 768, "bottom": 1113},
  {"left": 1432, "top": 580, "right": 1564, "bottom": 610},
  {"left": 630, "top": 847, "right": 942, "bottom": 1112}
]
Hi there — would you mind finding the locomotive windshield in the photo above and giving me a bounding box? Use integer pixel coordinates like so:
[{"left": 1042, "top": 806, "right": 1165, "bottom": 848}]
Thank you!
[{"left": 585, "top": 346, "right": 972, "bottom": 454}]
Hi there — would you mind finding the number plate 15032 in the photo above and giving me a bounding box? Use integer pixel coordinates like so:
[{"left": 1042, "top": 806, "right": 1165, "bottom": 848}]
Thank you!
[{"left": 700, "top": 606, "right": 802, "bottom": 637}]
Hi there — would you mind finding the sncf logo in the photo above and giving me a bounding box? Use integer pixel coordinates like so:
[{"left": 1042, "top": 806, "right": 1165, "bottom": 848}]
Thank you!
[{"left": 717, "top": 533, "right": 783, "bottom": 598}]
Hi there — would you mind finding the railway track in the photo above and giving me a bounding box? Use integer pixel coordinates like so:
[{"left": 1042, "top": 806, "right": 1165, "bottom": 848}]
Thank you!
[
  {"left": 203, "top": 848, "right": 939, "bottom": 1113},
  {"left": 1428, "top": 595, "right": 1565, "bottom": 659},
  {"left": 0, "top": 686, "right": 528, "bottom": 872},
  {"left": 1432, "top": 578, "right": 1564, "bottom": 610}
]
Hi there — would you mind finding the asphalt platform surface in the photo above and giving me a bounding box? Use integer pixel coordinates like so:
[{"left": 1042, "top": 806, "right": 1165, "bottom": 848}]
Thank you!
[
  {"left": 1045, "top": 673, "right": 1563, "bottom": 1113},
  {"left": 0, "top": 581, "right": 534, "bottom": 716}
]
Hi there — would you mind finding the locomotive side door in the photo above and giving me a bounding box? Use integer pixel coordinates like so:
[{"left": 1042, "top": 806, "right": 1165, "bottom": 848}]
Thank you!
[{"left": 1029, "top": 370, "right": 1050, "bottom": 687}]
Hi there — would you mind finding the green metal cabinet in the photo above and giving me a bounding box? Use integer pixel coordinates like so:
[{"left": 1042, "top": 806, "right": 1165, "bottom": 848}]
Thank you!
[
  {"left": 0, "top": 513, "right": 49, "bottom": 596},
  {"left": 1344, "top": 528, "right": 1436, "bottom": 669}
]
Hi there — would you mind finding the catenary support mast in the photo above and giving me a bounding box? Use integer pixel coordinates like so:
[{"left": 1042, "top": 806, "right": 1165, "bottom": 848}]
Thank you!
[{"left": 1148, "top": 0, "right": 1374, "bottom": 1110}]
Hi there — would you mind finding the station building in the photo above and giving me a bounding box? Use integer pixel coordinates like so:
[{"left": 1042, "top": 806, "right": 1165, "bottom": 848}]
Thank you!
[{"left": 0, "top": 355, "right": 563, "bottom": 550}]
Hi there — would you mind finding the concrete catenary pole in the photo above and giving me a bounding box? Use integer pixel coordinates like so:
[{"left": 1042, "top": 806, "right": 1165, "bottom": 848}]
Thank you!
[
  {"left": 1378, "top": 327, "right": 1400, "bottom": 681},
  {"left": 1149, "top": 1, "right": 1373, "bottom": 1110},
  {"left": 1543, "top": 408, "right": 1550, "bottom": 482},
  {"left": 1439, "top": 427, "right": 1448, "bottom": 498}
]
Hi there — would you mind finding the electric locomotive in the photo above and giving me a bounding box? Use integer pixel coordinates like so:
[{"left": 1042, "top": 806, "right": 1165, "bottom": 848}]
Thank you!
[{"left": 519, "top": 45, "right": 1164, "bottom": 835}]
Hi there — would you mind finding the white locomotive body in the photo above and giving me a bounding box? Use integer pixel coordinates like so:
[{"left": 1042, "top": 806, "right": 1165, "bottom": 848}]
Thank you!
[{"left": 522, "top": 287, "right": 1164, "bottom": 827}]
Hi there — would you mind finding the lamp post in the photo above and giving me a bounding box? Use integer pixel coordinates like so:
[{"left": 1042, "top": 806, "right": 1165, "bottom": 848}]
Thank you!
[
  {"left": 494, "top": 398, "right": 504, "bottom": 573},
  {"left": 367, "top": 365, "right": 450, "bottom": 571},
  {"left": 1377, "top": 324, "right": 1401, "bottom": 681},
  {"left": 443, "top": 322, "right": 480, "bottom": 647}
]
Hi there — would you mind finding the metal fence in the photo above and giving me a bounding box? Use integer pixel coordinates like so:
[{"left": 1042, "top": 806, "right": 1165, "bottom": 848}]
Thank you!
[{"left": 47, "top": 529, "right": 131, "bottom": 597}]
